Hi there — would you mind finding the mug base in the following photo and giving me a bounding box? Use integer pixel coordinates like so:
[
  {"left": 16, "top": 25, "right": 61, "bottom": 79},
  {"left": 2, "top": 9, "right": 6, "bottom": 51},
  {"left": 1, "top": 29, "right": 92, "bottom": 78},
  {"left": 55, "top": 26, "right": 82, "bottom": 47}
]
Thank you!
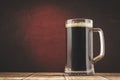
[
  {"left": 64, "top": 72, "right": 94, "bottom": 76},
  {"left": 64, "top": 66, "right": 95, "bottom": 76}
]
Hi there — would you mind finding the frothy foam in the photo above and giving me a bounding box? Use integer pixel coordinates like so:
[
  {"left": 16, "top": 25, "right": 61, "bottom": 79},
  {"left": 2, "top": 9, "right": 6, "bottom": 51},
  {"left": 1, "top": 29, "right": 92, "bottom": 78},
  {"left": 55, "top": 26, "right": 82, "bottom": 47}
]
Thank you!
[{"left": 66, "top": 22, "right": 93, "bottom": 28}]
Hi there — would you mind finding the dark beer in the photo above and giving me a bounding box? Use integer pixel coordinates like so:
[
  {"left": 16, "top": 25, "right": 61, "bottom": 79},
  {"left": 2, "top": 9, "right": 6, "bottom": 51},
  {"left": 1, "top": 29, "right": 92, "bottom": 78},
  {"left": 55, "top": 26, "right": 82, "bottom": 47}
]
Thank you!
[{"left": 67, "top": 27, "right": 91, "bottom": 71}]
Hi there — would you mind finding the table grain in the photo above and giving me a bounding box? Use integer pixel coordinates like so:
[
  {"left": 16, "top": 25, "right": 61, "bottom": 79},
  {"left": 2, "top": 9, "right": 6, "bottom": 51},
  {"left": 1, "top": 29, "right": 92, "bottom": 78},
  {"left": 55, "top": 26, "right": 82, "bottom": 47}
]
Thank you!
[{"left": 0, "top": 72, "right": 119, "bottom": 80}]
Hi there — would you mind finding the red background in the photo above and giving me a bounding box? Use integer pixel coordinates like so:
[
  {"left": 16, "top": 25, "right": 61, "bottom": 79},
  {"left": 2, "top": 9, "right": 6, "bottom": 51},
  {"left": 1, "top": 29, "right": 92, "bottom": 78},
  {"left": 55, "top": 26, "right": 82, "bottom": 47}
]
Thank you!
[
  {"left": 0, "top": 0, "right": 120, "bottom": 72},
  {"left": 16, "top": 4, "right": 71, "bottom": 71}
]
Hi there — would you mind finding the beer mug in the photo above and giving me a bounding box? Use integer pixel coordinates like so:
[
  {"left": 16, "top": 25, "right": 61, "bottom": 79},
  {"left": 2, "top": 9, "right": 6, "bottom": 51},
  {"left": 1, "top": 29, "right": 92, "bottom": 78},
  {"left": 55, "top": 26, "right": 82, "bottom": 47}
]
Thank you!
[{"left": 64, "top": 18, "right": 105, "bottom": 75}]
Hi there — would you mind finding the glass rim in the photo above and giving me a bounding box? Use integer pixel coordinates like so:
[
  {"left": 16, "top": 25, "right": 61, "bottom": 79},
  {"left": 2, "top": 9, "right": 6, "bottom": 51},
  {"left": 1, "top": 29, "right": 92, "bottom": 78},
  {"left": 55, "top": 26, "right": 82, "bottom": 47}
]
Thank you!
[
  {"left": 66, "top": 18, "right": 93, "bottom": 28},
  {"left": 66, "top": 18, "right": 93, "bottom": 23}
]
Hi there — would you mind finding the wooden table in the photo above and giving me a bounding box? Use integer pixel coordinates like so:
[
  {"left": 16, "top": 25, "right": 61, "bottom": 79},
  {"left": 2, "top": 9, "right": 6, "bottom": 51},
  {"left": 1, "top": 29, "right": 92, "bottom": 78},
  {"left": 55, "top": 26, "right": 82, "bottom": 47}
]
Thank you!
[{"left": 0, "top": 72, "right": 120, "bottom": 80}]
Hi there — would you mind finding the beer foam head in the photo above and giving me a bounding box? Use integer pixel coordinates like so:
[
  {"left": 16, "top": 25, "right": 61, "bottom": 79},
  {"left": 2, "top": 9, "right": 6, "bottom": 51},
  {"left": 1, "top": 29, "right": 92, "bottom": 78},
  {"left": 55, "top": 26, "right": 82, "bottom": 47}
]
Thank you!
[{"left": 66, "top": 18, "right": 93, "bottom": 28}]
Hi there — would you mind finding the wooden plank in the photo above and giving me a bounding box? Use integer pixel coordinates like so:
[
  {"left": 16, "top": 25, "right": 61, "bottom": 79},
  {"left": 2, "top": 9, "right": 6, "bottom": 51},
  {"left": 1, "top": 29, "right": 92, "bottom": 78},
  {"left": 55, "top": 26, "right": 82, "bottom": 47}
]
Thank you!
[
  {"left": 0, "top": 72, "right": 120, "bottom": 80},
  {"left": 96, "top": 73, "right": 120, "bottom": 80},
  {"left": 96, "top": 73, "right": 120, "bottom": 76},
  {"left": 24, "top": 72, "right": 65, "bottom": 80},
  {"left": 64, "top": 75, "right": 108, "bottom": 80},
  {"left": 0, "top": 72, "right": 33, "bottom": 80},
  {"left": 103, "top": 76, "right": 120, "bottom": 80},
  {"left": 24, "top": 72, "right": 108, "bottom": 80}
]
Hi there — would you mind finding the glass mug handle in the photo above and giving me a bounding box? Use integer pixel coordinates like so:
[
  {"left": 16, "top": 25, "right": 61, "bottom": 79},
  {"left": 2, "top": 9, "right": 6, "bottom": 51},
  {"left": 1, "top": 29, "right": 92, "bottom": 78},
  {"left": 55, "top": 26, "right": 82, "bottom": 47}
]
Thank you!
[{"left": 92, "top": 28, "right": 105, "bottom": 63}]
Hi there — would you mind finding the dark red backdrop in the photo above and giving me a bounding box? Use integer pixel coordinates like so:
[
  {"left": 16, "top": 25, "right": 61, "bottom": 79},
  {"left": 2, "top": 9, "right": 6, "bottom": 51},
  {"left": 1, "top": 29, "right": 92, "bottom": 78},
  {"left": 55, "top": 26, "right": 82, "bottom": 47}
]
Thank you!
[
  {"left": 15, "top": 4, "right": 72, "bottom": 71},
  {"left": 0, "top": 0, "right": 120, "bottom": 72}
]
